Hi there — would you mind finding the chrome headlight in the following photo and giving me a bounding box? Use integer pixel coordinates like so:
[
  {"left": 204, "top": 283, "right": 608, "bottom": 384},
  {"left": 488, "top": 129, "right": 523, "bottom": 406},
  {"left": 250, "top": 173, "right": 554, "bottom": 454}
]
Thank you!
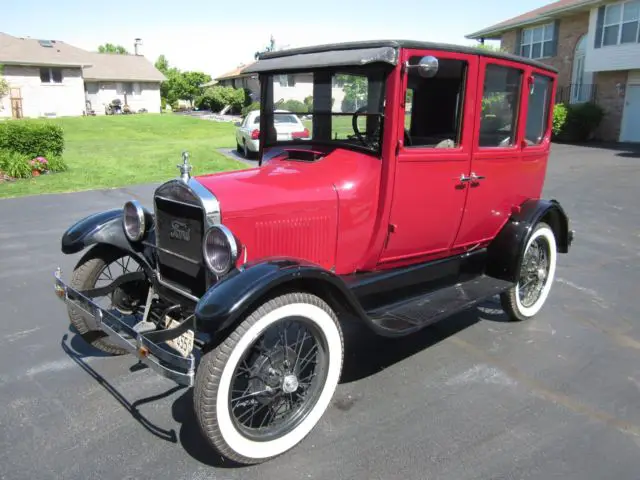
[
  {"left": 203, "top": 225, "right": 238, "bottom": 276},
  {"left": 123, "top": 200, "right": 146, "bottom": 242}
]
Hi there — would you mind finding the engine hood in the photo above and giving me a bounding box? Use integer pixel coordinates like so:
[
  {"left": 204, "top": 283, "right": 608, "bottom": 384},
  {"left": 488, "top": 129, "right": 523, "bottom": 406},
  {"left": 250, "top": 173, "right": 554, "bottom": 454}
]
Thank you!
[{"left": 194, "top": 147, "right": 381, "bottom": 272}]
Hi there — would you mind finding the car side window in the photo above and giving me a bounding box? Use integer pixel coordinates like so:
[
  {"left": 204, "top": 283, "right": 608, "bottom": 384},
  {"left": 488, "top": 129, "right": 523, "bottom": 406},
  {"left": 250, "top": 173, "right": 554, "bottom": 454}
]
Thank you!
[
  {"left": 404, "top": 57, "right": 467, "bottom": 149},
  {"left": 524, "top": 74, "right": 552, "bottom": 145},
  {"left": 479, "top": 64, "right": 522, "bottom": 148}
]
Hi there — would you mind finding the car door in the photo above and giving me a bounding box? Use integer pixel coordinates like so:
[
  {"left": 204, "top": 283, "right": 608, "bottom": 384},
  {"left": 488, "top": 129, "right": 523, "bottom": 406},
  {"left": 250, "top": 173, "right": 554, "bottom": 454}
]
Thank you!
[
  {"left": 453, "top": 57, "right": 528, "bottom": 249},
  {"left": 378, "top": 49, "right": 479, "bottom": 265}
]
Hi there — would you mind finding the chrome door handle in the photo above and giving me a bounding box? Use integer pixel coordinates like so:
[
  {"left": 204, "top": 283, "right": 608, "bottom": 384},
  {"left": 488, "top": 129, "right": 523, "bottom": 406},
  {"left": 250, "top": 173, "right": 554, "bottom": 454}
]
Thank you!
[
  {"left": 470, "top": 172, "right": 485, "bottom": 181},
  {"left": 459, "top": 174, "right": 472, "bottom": 183}
]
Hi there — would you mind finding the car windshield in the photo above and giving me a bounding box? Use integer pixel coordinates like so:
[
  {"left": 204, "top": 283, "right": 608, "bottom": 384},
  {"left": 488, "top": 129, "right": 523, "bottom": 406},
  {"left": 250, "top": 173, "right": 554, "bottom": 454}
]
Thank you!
[{"left": 261, "top": 65, "right": 389, "bottom": 154}]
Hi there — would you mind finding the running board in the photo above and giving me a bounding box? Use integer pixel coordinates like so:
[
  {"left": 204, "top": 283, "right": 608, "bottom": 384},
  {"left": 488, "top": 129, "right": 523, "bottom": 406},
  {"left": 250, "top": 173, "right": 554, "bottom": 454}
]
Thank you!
[{"left": 366, "top": 275, "right": 514, "bottom": 336}]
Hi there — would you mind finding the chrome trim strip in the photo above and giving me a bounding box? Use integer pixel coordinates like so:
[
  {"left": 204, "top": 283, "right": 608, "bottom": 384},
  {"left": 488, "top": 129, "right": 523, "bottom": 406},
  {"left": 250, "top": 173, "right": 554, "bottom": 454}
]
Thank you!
[
  {"left": 188, "top": 177, "right": 221, "bottom": 226},
  {"left": 155, "top": 246, "right": 200, "bottom": 265},
  {"left": 54, "top": 269, "right": 195, "bottom": 386}
]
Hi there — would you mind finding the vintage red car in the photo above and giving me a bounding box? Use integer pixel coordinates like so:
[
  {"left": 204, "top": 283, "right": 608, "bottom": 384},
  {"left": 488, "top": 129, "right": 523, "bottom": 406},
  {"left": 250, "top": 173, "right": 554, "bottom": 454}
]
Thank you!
[{"left": 54, "top": 40, "right": 573, "bottom": 464}]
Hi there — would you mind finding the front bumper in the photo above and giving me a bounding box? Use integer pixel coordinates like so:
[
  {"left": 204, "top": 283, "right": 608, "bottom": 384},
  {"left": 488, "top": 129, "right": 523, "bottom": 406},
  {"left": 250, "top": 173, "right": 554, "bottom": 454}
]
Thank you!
[{"left": 54, "top": 269, "right": 196, "bottom": 386}]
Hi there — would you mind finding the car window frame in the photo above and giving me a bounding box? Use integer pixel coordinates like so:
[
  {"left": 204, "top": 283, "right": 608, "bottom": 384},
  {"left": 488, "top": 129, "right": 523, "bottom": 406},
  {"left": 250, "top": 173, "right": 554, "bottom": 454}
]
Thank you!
[
  {"left": 398, "top": 48, "right": 479, "bottom": 160},
  {"left": 474, "top": 58, "right": 525, "bottom": 152}
]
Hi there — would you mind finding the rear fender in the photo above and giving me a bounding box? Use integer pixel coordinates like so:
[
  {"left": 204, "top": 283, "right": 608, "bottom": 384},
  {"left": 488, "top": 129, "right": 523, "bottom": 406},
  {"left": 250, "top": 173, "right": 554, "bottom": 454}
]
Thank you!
[
  {"left": 61, "top": 209, "right": 155, "bottom": 270},
  {"left": 486, "top": 199, "right": 573, "bottom": 283},
  {"left": 194, "top": 258, "right": 367, "bottom": 334}
]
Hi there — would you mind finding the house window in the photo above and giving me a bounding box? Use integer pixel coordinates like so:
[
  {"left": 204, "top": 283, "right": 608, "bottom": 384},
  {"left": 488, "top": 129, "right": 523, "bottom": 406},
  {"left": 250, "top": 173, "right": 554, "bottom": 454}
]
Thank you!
[
  {"left": 278, "top": 75, "right": 296, "bottom": 87},
  {"left": 520, "top": 23, "right": 555, "bottom": 59},
  {"left": 117, "top": 82, "right": 135, "bottom": 95},
  {"left": 40, "top": 67, "right": 62, "bottom": 84},
  {"left": 602, "top": 0, "right": 640, "bottom": 46}
]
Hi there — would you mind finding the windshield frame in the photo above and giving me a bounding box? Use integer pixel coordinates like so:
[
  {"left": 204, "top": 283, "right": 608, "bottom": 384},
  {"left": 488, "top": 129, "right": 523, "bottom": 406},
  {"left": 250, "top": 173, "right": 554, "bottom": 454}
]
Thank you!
[{"left": 258, "top": 64, "right": 392, "bottom": 158}]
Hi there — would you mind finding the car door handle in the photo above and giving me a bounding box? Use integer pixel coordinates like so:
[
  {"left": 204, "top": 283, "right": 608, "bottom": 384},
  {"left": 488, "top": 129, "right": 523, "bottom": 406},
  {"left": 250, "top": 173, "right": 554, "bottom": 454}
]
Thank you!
[
  {"left": 470, "top": 172, "right": 485, "bottom": 182},
  {"left": 458, "top": 174, "right": 472, "bottom": 183}
]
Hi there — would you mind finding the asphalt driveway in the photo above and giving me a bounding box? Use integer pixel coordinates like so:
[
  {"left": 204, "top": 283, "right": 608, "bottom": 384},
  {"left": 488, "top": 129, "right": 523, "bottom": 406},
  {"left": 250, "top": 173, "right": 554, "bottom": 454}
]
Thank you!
[{"left": 1, "top": 143, "right": 639, "bottom": 479}]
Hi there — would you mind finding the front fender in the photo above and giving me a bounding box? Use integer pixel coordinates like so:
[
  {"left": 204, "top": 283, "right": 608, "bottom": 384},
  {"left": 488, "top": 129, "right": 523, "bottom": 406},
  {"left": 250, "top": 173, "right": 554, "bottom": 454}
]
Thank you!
[
  {"left": 194, "top": 258, "right": 365, "bottom": 334},
  {"left": 61, "top": 209, "right": 155, "bottom": 269},
  {"left": 486, "top": 198, "right": 574, "bottom": 282}
]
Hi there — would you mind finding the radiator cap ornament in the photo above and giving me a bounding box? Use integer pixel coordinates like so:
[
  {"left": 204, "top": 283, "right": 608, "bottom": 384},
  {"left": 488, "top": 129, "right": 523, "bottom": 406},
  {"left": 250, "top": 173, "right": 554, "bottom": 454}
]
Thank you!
[{"left": 178, "top": 151, "right": 192, "bottom": 182}]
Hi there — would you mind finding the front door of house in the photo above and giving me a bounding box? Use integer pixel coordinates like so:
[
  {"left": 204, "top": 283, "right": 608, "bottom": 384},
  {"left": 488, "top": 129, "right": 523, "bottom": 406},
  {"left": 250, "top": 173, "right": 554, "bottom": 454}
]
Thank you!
[
  {"left": 621, "top": 84, "right": 640, "bottom": 142},
  {"left": 378, "top": 49, "right": 479, "bottom": 265}
]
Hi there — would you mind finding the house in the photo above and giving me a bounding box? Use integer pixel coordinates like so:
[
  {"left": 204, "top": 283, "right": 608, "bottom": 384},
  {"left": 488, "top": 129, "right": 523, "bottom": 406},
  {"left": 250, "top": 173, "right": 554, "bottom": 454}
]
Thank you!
[
  {"left": 206, "top": 62, "right": 347, "bottom": 110},
  {"left": 0, "top": 32, "right": 165, "bottom": 118},
  {"left": 467, "top": 0, "right": 640, "bottom": 142}
]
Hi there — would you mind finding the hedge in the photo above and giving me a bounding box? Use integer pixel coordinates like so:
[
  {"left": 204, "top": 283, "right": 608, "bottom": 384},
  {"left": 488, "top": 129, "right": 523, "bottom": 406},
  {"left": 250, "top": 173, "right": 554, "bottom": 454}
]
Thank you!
[{"left": 0, "top": 121, "right": 64, "bottom": 157}]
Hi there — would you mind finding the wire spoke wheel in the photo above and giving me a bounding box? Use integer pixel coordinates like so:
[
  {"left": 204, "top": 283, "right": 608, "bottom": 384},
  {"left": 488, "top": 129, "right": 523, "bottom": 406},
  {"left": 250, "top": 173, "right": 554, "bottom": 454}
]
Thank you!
[
  {"left": 229, "top": 317, "right": 329, "bottom": 441},
  {"left": 500, "top": 222, "right": 557, "bottom": 321},
  {"left": 194, "top": 292, "right": 344, "bottom": 465}
]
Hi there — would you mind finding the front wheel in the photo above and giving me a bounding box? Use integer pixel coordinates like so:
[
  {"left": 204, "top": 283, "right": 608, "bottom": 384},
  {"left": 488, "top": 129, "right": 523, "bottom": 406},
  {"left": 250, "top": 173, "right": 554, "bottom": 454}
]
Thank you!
[
  {"left": 500, "top": 222, "right": 557, "bottom": 321},
  {"left": 194, "top": 292, "right": 344, "bottom": 464}
]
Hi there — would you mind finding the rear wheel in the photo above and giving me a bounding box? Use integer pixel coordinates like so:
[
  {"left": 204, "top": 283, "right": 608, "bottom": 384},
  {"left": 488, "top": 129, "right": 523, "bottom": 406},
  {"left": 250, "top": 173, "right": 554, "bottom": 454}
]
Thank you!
[
  {"left": 194, "top": 292, "right": 344, "bottom": 464},
  {"left": 501, "top": 222, "right": 557, "bottom": 321},
  {"left": 68, "top": 245, "right": 148, "bottom": 355}
]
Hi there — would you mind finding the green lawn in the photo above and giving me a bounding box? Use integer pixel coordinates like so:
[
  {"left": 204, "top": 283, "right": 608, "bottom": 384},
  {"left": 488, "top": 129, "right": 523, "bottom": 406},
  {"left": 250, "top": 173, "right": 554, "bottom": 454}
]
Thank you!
[{"left": 0, "top": 114, "right": 244, "bottom": 199}]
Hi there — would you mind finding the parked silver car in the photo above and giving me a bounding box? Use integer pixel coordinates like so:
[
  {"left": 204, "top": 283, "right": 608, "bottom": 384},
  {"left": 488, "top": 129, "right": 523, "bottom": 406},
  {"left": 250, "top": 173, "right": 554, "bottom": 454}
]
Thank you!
[{"left": 235, "top": 109, "right": 310, "bottom": 158}]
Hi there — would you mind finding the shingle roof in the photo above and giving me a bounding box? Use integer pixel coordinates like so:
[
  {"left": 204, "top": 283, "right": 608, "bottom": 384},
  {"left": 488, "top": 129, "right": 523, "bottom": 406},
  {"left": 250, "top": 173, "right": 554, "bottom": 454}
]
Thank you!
[
  {"left": 0, "top": 32, "right": 165, "bottom": 82},
  {"left": 0, "top": 32, "right": 91, "bottom": 67},
  {"left": 214, "top": 62, "right": 255, "bottom": 81},
  {"left": 466, "top": 0, "right": 598, "bottom": 39},
  {"left": 82, "top": 52, "right": 166, "bottom": 82}
]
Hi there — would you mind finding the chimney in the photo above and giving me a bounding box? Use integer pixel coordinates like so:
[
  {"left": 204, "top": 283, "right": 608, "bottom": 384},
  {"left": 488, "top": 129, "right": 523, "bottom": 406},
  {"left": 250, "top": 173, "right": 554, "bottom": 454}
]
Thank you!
[{"left": 134, "top": 38, "right": 142, "bottom": 55}]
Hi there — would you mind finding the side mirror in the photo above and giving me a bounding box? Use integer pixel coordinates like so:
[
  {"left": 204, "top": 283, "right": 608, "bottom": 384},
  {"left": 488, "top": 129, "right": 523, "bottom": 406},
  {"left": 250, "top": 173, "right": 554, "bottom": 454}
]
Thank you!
[{"left": 407, "top": 56, "right": 439, "bottom": 78}]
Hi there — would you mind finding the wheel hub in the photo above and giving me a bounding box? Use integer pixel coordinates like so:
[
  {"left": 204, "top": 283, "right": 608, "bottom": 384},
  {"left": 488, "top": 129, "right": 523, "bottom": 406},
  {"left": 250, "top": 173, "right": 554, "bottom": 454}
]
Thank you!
[
  {"left": 282, "top": 374, "right": 299, "bottom": 394},
  {"left": 537, "top": 267, "right": 547, "bottom": 281}
]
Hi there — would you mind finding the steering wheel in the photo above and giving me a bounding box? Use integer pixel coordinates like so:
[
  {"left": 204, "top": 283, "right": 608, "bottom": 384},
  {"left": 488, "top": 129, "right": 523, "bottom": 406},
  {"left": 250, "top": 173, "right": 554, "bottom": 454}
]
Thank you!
[{"left": 351, "top": 105, "right": 369, "bottom": 146}]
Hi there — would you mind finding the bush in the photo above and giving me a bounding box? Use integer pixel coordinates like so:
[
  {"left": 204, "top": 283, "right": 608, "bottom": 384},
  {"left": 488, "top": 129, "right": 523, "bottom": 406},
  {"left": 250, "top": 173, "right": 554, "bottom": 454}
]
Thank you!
[
  {"left": 0, "top": 121, "right": 64, "bottom": 157},
  {"left": 241, "top": 101, "right": 260, "bottom": 116},
  {"left": 555, "top": 102, "right": 605, "bottom": 142},
  {"left": 276, "top": 99, "right": 307, "bottom": 113},
  {"left": 552, "top": 103, "right": 568, "bottom": 137},
  {"left": 0, "top": 149, "right": 68, "bottom": 179},
  {"left": 0, "top": 150, "right": 31, "bottom": 179},
  {"left": 196, "top": 86, "right": 246, "bottom": 113},
  {"left": 161, "top": 98, "right": 167, "bottom": 111}
]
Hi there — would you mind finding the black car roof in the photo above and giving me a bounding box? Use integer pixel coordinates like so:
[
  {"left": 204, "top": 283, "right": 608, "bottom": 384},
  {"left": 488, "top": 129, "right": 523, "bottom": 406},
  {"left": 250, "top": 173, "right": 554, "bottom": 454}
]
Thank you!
[{"left": 255, "top": 39, "right": 558, "bottom": 74}]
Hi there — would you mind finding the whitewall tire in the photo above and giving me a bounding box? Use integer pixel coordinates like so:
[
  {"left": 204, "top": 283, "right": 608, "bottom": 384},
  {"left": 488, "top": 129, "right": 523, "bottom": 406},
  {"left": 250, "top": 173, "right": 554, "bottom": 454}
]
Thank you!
[
  {"left": 194, "top": 292, "right": 344, "bottom": 464},
  {"left": 501, "top": 222, "right": 557, "bottom": 321}
]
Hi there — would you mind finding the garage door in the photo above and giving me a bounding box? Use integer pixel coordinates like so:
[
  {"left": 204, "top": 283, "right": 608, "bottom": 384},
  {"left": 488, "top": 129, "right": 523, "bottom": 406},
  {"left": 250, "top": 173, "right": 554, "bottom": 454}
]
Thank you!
[{"left": 621, "top": 84, "right": 640, "bottom": 143}]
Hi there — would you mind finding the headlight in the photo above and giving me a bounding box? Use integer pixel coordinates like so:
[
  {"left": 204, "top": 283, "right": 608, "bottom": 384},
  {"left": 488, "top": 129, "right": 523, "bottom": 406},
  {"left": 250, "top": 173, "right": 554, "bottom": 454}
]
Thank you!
[
  {"left": 203, "top": 225, "right": 238, "bottom": 276},
  {"left": 123, "top": 200, "right": 146, "bottom": 242}
]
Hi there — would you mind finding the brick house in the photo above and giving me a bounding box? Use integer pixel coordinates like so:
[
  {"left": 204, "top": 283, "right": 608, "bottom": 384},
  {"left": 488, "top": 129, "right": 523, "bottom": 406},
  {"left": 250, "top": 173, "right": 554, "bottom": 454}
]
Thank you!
[{"left": 467, "top": 0, "right": 640, "bottom": 142}]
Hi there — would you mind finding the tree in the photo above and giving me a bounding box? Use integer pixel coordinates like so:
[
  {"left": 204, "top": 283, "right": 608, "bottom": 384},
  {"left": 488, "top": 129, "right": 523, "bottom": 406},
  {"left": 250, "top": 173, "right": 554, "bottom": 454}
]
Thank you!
[
  {"left": 155, "top": 55, "right": 170, "bottom": 74},
  {"left": 339, "top": 75, "right": 368, "bottom": 112},
  {"left": 98, "top": 43, "right": 129, "bottom": 54},
  {"left": 0, "top": 65, "right": 9, "bottom": 102}
]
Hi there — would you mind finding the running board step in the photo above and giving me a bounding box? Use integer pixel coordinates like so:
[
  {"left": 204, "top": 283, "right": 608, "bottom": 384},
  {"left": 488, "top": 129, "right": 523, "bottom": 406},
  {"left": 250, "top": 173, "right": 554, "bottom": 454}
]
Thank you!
[{"left": 366, "top": 275, "right": 514, "bottom": 335}]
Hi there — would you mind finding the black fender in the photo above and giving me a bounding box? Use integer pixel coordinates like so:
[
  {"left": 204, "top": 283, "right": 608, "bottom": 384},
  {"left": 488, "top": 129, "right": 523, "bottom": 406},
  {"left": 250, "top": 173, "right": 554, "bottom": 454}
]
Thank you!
[
  {"left": 61, "top": 208, "right": 155, "bottom": 270},
  {"left": 486, "top": 198, "right": 574, "bottom": 282},
  {"left": 194, "top": 258, "right": 367, "bottom": 334}
]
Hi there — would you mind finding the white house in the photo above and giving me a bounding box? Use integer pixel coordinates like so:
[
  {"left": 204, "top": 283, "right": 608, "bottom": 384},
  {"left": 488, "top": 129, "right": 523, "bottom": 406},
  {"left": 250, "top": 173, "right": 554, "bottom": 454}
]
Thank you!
[
  {"left": 0, "top": 32, "right": 165, "bottom": 118},
  {"left": 467, "top": 0, "right": 640, "bottom": 142},
  {"left": 208, "top": 62, "right": 347, "bottom": 111}
]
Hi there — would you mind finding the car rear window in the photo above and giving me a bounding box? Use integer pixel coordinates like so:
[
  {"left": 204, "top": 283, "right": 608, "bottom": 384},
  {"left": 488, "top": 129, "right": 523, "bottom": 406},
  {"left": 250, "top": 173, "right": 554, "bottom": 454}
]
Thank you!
[{"left": 274, "top": 115, "right": 299, "bottom": 124}]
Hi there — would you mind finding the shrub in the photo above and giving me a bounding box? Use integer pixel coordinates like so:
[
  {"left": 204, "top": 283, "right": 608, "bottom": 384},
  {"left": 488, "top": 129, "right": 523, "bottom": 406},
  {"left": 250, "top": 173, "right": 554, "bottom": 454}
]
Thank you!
[
  {"left": 196, "top": 86, "right": 246, "bottom": 113},
  {"left": 0, "top": 150, "right": 31, "bottom": 179},
  {"left": 161, "top": 98, "right": 167, "bottom": 111},
  {"left": 552, "top": 103, "right": 568, "bottom": 137},
  {"left": 555, "top": 102, "right": 605, "bottom": 142},
  {"left": 44, "top": 152, "right": 68, "bottom": 172},
  {"left": 0, "top": 121, "right": 64, "bottom": 157},
  {"left": 276, "top": 99, "right": 307, "bottom": 113},
  {"left": 241, "top": 101, "right": 260, "bottom": 116}
]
